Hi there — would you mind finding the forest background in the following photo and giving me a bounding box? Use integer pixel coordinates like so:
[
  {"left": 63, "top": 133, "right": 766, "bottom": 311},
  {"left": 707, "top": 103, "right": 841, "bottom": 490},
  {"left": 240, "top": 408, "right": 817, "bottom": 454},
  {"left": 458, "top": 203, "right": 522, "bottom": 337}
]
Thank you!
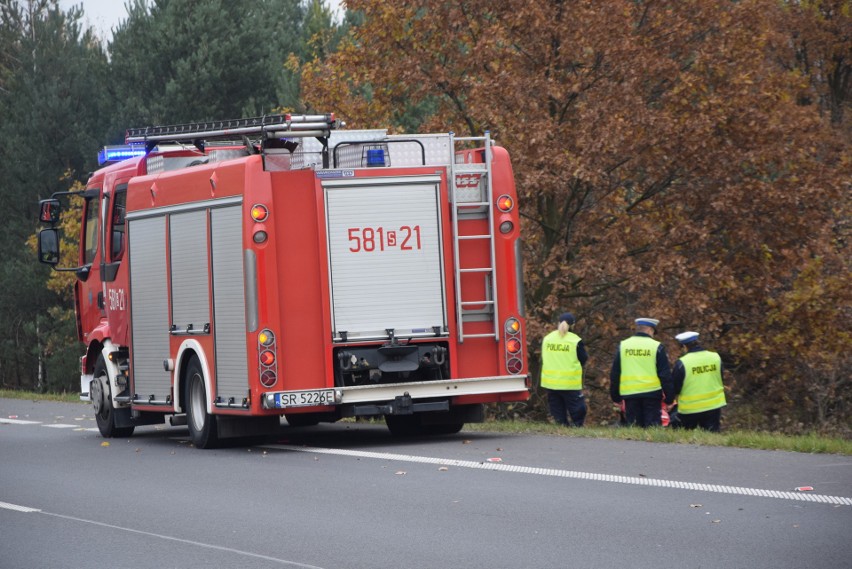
[{"left": 1, "top": 0, "right": 848, "bottom": 435}]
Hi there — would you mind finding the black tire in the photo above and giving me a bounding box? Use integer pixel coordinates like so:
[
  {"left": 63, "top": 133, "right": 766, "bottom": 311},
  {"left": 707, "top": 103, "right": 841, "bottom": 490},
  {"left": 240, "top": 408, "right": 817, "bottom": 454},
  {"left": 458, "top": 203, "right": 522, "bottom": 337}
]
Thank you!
[
  {"left": 92, "top": 355, "right": 135, "bottom": 438},
  {"left": 385, "top": 414, "right": 421, "bottom": 436},
  {"left": 186, "top": 356, "right": 219, "bottom": 449},
  {"left": 386, "top": 414, "right": 465, "bottom": 437},
  {"left": 422, "top": 422, "right": 464, "bottom": 435},
  {"left": 284, "top": 413, "right": 320, "bottom": 427}
]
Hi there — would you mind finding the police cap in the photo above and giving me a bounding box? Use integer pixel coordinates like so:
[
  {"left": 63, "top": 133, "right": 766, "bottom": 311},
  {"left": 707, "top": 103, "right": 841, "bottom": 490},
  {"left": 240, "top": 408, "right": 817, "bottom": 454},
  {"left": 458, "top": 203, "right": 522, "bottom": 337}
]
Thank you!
[
  {"left": 558, "top": 312, "right": 575, "bottom": 325},
  {"left": 675, "top": 331, "right": 700, "bottom": 344},
  {"left": 635, "top": 317, "right": 659, "bottom": 328}
]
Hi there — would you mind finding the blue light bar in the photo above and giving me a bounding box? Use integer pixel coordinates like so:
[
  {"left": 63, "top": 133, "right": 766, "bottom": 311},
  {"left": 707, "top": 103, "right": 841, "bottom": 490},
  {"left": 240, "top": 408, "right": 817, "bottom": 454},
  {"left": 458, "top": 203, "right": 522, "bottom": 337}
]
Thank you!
[{"left": 98, "top": 145, "right": 146, "bottom": 165}]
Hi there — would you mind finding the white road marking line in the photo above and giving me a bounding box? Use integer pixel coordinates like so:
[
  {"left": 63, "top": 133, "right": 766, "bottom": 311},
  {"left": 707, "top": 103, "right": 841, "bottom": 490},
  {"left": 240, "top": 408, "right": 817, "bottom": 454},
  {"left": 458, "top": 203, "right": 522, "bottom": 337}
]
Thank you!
[
  {"left": 262, "top": 444, "right": 852, "bottom": 507},
  {"left": 0, "top": 502, "right": 326, "bottom": 568},
  {"left": 0, "top": 418, "right": 41, "bottom": 425},
  {"left": 0, "top": 501, "right": 41, "bottom": 513},
  {"left": 1, "top": 417, "right": 96, "bottom": 432}
]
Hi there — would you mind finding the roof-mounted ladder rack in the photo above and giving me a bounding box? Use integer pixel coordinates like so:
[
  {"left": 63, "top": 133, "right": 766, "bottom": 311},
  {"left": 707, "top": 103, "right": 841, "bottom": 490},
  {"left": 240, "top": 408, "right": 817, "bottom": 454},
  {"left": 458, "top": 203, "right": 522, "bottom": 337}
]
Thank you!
[{"left": 125, "top": 113, "right": 341, "bottom": 167}]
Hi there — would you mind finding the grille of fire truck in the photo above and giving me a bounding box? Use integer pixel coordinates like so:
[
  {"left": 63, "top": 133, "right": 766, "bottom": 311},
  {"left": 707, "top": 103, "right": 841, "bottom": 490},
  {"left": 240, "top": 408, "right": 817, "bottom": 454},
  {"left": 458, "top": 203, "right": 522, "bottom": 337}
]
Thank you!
[{"left": 449, "top": 132, "right": 499, "bottom": 342}]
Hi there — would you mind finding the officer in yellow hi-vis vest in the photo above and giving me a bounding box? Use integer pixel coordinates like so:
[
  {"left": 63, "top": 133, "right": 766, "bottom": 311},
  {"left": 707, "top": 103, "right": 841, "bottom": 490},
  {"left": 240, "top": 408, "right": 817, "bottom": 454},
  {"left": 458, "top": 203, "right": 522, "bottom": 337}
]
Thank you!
[
  {"left": 672, "top": 331, "right": 727, "bottom": 432},
  {"left": 541, "top": 312, "right": 588, "bottom": 426},
  {"left": 609, "top": 317, "right": 674, "bottom": 427}
]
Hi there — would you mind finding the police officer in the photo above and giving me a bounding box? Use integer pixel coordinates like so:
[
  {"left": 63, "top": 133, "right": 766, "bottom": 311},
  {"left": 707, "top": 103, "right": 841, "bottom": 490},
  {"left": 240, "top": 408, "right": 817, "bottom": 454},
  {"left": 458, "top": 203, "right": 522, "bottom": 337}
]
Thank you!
[
  {"left": 541, "top": 312, "right": 588, "bottom": 427},
  {"left": 672, "top": 331, "right": 727, "bottom": 432},
  {"left": 609, "top": 317, "right": 674, "bottom": 427}
]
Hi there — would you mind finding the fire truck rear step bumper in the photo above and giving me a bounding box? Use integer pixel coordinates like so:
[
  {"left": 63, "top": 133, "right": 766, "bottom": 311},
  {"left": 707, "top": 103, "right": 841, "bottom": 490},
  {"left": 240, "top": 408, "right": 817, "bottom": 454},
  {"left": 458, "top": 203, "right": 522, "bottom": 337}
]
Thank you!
[{"left": 261, "top": 375, "right": 529, "bottom": 410}]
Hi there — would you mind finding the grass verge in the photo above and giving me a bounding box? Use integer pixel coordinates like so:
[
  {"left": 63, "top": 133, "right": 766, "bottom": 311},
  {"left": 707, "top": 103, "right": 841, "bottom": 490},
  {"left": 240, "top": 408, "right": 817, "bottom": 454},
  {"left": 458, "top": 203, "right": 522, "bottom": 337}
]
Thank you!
[
  {"left": 466, "top": 421, "right": 852, "bottom": 455},
  {"left": 0, "top": 389, "right": 82, "bottom": 404}
]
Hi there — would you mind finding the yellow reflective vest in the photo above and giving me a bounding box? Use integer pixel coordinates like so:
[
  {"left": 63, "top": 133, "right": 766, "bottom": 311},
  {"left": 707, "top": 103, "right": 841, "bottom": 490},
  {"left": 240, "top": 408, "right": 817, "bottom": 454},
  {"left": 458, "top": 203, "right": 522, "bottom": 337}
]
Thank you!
[
  {"left": 619, "top": 336, "right": 661, "bottom": 396},
  {"left": 678, "top": 350, "right": 726, "bottom": 414},
  {"left": 541, "top": 330, "right": 583, "bottom": 390}
]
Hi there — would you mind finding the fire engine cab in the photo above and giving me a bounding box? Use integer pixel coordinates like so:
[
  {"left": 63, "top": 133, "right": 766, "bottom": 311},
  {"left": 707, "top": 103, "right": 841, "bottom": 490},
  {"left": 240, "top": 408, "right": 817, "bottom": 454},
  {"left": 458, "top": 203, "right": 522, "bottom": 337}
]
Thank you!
[{"left": 37, "top": 113, "right": 530, "bottom": 448}]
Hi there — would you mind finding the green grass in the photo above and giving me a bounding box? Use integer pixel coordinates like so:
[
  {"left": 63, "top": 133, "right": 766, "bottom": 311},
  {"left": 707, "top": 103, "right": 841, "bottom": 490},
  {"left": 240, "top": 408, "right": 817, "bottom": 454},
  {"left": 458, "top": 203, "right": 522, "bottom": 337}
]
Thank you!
[
  {"left": 0, "top": 388, "right": 82, "bottom": 404},
  {"left": 2, "top": 389, "right": 849, "bottom": 455},
  {"left": 466, "top": 421, "right": 852, "bottom": 455}
]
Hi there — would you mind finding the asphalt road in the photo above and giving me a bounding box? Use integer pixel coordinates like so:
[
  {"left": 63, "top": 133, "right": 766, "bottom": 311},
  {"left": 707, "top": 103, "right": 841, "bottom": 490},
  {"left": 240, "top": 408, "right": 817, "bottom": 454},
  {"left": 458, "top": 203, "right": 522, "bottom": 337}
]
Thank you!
[{"left": 1, "top": 398, "right": 850, "bottom": 569}]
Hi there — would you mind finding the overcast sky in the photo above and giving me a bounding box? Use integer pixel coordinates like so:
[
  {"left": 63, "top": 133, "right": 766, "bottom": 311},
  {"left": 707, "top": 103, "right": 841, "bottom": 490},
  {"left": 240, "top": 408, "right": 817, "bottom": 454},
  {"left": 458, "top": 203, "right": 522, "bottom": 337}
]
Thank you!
[{"left": 58, "top": 0, "right": 343, "bottom": 42}]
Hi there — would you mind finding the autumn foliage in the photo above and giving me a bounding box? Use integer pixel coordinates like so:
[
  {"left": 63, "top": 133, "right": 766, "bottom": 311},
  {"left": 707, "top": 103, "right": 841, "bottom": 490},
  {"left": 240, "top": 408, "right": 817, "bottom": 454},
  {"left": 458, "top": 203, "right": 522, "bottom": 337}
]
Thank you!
[{"left": 298, "top": 0, "right": 851, "bottom": 433}]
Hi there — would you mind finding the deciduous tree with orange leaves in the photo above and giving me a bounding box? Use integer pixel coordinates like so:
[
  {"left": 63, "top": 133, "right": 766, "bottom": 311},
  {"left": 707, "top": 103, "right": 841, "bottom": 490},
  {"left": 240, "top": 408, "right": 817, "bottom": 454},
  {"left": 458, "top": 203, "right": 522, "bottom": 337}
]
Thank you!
[{"left": 298, "top": 0, "right": 850, "bottom": 433}]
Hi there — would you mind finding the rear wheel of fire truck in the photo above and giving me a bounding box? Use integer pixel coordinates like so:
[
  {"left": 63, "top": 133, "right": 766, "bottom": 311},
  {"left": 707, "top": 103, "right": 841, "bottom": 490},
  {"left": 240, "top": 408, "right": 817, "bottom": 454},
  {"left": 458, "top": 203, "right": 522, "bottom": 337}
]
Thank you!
[
  {"left": 384, "top": 414, "right": 421, "bottom": 436},
  {"left": 384, "top": 415, "right": 464, "bottom": 437},
  {"left": 284, "top": 413, "right": 320, "bottom": 427},
  {"left": 422, "top": 422, "right": 464, "bottom": 435},
  {"left": 92, "top": 355, "right": 134, "bottom": 438},
  {"left": 186, "top": 356, "right": 219, "bottom": 449}
]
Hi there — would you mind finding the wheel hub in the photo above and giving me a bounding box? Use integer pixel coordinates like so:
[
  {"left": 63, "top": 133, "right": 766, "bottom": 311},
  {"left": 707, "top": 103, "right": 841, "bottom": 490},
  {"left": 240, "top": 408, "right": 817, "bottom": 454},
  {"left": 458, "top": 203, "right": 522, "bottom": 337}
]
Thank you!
[{"left": 91, "top": 376, "right": 107, "bottom": 414}]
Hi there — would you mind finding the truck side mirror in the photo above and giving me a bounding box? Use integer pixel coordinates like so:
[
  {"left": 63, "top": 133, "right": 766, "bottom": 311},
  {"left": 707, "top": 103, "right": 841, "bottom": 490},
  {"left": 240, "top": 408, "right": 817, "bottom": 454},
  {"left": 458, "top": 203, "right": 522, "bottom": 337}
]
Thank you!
[
  {"left": 37, "top": 228, "right": 60, "bottom": 265},
  {"left": 39, "top": 199, "right": 61, "bottom": 224}
]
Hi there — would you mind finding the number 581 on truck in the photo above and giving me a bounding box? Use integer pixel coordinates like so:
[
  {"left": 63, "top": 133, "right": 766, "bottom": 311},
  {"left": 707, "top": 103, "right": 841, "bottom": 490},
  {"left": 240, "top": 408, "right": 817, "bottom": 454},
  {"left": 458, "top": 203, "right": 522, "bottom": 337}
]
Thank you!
[{"left": 36, "top": 113, "right": 530, "bottom": 448}]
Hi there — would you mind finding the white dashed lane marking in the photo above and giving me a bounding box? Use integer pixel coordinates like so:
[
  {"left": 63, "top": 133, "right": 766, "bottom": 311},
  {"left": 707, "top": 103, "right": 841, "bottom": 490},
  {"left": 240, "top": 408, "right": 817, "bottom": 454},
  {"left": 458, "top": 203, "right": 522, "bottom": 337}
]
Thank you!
[
  {"left": 262, "top": 444, "right": 852, "bottom": 507},
  {"left": 0, "top": 418, "right": 40, "bottom": 425},
  {"left": 1, "top": 417, "right": 99, "bottom": 432},
  {"left": 0, "top": 501, "right": 40, "bottom": 513}
]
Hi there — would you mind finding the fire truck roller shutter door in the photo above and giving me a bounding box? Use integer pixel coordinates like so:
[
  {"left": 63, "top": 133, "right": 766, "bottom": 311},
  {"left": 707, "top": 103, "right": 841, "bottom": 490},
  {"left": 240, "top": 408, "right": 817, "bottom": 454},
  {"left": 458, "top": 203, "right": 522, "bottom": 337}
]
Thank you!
[
  {"left": 210, "top": 205, "right": 250, "bottom": 402},
  {"left": 128, "top": 216, "right": 171, "bottom": 401},
  {"left": 324, "top": 176, "right": 448, "bottom": 341},
  {"left": 169, "top": 210, "right": 210, "bottom": 334}
]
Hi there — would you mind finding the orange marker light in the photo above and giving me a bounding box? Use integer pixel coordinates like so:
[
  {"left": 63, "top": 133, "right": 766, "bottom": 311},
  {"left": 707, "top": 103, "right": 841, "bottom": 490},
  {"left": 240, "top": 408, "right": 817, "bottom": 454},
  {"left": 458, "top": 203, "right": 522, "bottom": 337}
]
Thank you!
[
  {"left": 496, "top": 195, "right": 514, "bottom": 212},
  {"left": 505, "top": 318, "right": 521, "bottom": 334},
  {"left": 250, "top": 204, "right": 269, "bottom": 222},
  {"left": 506, "top": 338, "right": 521, "bottom": 354}
]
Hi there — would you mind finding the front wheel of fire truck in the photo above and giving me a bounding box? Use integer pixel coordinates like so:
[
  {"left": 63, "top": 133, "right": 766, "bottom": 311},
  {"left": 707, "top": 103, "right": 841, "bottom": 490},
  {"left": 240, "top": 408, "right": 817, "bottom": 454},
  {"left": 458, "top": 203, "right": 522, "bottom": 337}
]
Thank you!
[
  {"left": 92, "top": 355, "right": 135, "bottom": 438},
  {"left": 185, "top": 356, "right": 219, "bottom": 449}
]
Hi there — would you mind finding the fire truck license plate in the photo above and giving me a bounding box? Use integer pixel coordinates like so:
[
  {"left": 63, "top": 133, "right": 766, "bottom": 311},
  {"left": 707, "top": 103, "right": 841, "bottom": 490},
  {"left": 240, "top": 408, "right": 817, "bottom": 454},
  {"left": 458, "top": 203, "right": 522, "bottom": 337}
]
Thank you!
[{"left": 274, "top": 389, "right": 335, "bottom": 408}]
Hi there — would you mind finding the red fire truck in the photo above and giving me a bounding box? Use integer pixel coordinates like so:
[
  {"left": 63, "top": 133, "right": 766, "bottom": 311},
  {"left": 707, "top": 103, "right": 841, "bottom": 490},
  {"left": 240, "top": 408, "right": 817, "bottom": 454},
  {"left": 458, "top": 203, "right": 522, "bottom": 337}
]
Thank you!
[{"left": 37, "top": 113, "right": 529, "bottom": 448}]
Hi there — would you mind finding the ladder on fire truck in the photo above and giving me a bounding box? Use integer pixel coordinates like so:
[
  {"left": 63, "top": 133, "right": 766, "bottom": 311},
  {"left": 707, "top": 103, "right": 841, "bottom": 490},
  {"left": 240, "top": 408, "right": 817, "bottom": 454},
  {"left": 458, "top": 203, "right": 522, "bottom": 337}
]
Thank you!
[
  {"left": 124, "top": 113, "right": 339, "bottom": 166},
  {"left": 449, "top": 131, "right": 499, "bottom": 342}
]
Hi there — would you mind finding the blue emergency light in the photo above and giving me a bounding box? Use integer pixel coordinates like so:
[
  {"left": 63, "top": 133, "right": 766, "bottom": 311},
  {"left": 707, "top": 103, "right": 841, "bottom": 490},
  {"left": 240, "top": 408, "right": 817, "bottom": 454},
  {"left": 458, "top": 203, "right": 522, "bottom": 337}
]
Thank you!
[
  {"left": 98, "top": 145, "right": 146, "bottom": 165},
  {"left": 365, "top": 148, "right": 386, "bottom": 167}
]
